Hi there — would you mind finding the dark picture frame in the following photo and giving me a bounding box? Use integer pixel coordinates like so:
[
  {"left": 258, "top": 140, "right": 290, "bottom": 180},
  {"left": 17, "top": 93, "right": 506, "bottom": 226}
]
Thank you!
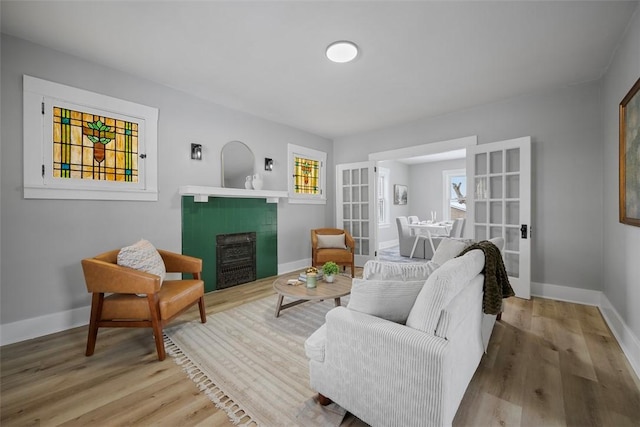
[
  {"left": 393, "top": 184, "right": 407, "bottom": 205},
  {"left": 619, "top": 77, "right": 640, "bottom": 227}
]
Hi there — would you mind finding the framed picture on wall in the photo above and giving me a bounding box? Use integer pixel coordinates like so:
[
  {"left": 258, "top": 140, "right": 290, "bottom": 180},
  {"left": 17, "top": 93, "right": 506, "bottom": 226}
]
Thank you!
[
  {"left": 393, "top": 184, "right": 407, "bottom": 205},
  {"left": 619, "top": 77, "right": 640, "bottom": 227}
]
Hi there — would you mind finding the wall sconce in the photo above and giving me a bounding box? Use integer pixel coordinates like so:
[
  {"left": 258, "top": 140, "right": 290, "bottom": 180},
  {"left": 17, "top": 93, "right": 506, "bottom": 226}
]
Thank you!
[
  {"left": 191, "top": 143, "right": 202, "bottom": 160},
  {"left": 265, "top": 158, "right": 274, "bottom": 171}
]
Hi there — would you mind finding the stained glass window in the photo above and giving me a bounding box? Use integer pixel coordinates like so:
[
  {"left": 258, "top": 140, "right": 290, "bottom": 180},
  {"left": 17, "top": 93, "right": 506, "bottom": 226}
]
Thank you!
[
  {"left": 293, "top": 156, "right": 320, "bottom": 195},
  {"left": 24, "top": 75, "right": 158, "bottom": 201},
  {"left": 287, "top": 144, "right": 326, "bottom": 204},
  {"left": 52, "top": 107, "right": 138, "bottom": 182}
]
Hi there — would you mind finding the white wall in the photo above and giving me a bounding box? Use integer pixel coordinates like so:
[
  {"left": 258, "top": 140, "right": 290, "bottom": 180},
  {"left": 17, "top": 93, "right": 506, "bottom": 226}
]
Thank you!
[
  {"left": 601, "top": 7, "right": 640, "bottom": 352},
  {"left": 335, "top": 81, "right": 604, "bottom": 292},
  {"left": 409, "top": 158, "right": 466, "bottom": 222},
  {"left": 0, "top": 35, "right": 333, "bottom": 338}
]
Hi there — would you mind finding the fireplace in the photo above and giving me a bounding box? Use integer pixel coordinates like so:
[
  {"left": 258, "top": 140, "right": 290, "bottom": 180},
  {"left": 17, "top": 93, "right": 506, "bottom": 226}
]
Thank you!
[
  {"left": 182, "top": 197, "right": 277, "bottom": 292},
  {"left": 216, "top": 232, "right": 257, "bottom": 289}
]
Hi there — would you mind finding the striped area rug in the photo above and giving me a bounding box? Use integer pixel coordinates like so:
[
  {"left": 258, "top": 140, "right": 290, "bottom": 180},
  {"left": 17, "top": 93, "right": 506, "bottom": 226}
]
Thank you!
[{"left": 164, "top": 295, "right": 347, "bottom": 426}]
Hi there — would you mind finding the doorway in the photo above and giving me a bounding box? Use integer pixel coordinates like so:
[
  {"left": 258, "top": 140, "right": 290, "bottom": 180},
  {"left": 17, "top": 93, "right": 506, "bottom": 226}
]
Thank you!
[{"left": 367, "top": 135, "right": 477, "bottom": 254}]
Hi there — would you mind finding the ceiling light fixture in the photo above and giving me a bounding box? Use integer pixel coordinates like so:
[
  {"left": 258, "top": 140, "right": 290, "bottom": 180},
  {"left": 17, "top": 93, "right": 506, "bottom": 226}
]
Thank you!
[{"left": 326, "top": 41, "right": 359, "bottom": 63}]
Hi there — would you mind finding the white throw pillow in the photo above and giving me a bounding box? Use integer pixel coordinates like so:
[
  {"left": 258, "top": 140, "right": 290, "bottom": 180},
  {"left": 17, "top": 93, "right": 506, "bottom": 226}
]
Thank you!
[
  {"left": 347, "top": 278, "right": 426, "bottom": 323},
  {"left": 431, "top": 238, "right": 472, "bottom": 266},
  {"left": 117, "top": 239, "right": 166, "bottom": 285},
  {"left": 316, "top": 233, "right": 347, "bottom": 249},
  {"left": 488, "top": 237, "right": 505, "bottom": 251},
  {"left": 406, "top": 250, "right": 485, "bottom": 335}
]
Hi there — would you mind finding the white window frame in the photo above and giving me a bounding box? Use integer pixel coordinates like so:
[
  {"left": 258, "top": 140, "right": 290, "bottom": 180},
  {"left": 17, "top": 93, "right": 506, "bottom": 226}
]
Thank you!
[
  {"left": 377, "top": 167, "right": 390, "bottom": 228},
  {"left": 23, "top": 75, "right": 158, "bottom": 201},
  {"left": 442, "top": 168, "right": 466, "bottom": 221},
  {"left": 287, "top": 143, "right": 327, "bottom": 204}
]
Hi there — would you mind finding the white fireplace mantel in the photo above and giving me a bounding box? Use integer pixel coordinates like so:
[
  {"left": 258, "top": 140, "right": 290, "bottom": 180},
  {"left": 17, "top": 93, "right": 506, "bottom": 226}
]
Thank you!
[{"left": 179, "top": 185, "right": 288, "bottom": 203}]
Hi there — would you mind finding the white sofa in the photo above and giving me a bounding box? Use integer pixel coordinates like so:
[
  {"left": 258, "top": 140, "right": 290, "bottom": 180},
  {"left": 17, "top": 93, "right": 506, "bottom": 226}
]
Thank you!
[{"left": 305, "top": 238, "right": 504, "bottom": 427}]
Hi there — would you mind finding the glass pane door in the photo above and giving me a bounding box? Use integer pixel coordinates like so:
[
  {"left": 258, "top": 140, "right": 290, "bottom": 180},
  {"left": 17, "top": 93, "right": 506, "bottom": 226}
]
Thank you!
[
  {"left": 336, "top": 162, "right": 376, "bottom": 266},
  {"left": 467, "top": 137, "right": 531, "bottom": 299}
]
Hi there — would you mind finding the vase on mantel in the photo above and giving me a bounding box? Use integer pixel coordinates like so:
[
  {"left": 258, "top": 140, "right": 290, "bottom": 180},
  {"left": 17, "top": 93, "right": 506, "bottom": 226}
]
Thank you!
[
  {"left": 252, "top": 173, "right": 263, "bottom": 190},
  {"left": 245, "top": 175, "right": 253, "bottom": 189}
]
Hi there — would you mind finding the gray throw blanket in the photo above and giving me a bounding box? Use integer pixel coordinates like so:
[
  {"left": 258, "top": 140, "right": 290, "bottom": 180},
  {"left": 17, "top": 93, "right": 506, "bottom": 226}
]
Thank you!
[{"left": 457, "top": 240, "right": 515, "bottom": 315}]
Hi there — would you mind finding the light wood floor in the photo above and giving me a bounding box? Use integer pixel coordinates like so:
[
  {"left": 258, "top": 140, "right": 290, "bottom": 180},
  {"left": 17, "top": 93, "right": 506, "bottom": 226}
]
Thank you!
[{"left": 2, "top": 274, "right": 639, "bottom": 426}]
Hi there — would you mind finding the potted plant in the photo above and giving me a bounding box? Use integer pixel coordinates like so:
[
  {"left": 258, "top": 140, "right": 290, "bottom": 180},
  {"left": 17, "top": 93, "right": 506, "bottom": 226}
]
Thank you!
[{"left": 322, "top": 261, "right": 340, "bottom": 283}]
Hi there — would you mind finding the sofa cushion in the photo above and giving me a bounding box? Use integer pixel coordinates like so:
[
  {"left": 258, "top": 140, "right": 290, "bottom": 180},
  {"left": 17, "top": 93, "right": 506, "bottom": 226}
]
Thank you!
[
  {"left": 316, "top": 233, "right": 347, "bottom": 249},
  {"left": 305, "top": 323, "right": 327, "bottom": 362},
  {"left": 117, "top": 239, "right": 166, "bottom": 286},
  {"left": 406, "top": 249, "right": 485, "bottom": 335},
  {"left": 488, "top": 236, "right": 505, "bottom": 251},
  {"left": 431, "top": 238, "right": 473, "bottom": 266},
  {"left": 363, "top": 260, "right": 438, "bottom": 281},
  {"left": 347, "top": 278, "right": 426, "bottom": 323}
]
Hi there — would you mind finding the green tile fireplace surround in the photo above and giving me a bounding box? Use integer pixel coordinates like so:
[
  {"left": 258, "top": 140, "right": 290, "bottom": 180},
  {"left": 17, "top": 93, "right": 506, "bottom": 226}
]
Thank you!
[{"left": 182, "top": 197, "right": 278, "bottom": 292}]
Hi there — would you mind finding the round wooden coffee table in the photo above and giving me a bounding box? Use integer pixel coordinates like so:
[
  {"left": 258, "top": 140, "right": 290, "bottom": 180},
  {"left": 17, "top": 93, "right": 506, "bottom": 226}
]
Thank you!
[{"left": 272, "top": 272, "right": 352, "bottom": 318}]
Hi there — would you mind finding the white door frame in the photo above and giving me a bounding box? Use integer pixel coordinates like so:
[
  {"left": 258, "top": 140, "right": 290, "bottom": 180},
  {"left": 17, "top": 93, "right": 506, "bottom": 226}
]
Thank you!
[{"left": 368, "top": 135, "right": 478, "bottom": 252}]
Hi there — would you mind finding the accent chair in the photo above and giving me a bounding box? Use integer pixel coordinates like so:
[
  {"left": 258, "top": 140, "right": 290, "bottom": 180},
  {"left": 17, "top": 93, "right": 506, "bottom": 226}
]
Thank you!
[
  {"left": 311, "top": 228, "right": 355, "bottom": 278},
  {"left": 81, "top": 248, "right": 206, "bottom": 361}
]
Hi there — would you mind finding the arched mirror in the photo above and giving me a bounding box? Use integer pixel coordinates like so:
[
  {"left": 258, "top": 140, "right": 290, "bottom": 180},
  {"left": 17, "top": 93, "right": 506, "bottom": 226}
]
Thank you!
[{"left": 221, "top": 141, "right": 255, "bottom": 188}]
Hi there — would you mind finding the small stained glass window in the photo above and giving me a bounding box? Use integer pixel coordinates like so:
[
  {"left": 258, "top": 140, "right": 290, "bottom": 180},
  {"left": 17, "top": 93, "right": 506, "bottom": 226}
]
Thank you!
[
  {"left": 293, "top": 156, "right": 320, "bottom": 195},
  {"left": 23, "top": 75, "right": 158, "bottom": 201},
  {"left": 288, "top": 144, "right": 326, "bottom": 204},
  {"left": 52, "top": 107, "right": 139, "bottom": 182}
]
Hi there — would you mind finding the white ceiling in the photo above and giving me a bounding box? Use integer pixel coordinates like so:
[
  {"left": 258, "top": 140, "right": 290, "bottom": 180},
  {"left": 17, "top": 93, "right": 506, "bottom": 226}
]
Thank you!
[{"left": 1, "top": 1, "right": 637, "bottom": 139}]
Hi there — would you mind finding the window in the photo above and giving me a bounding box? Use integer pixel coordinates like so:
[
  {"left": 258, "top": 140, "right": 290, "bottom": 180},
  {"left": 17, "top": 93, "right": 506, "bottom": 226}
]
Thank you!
[
  {"left": 23, "top": 75, "right": 158, "bottom": 201},
  {"left": 287, "top": 144, "right": 326, "bottom": 204},
  {"left": 443, "top": 169, "right": 467, "bottom": 221},
  {"left": 377, "top": 167, "right": 390, "bottom": 227}
]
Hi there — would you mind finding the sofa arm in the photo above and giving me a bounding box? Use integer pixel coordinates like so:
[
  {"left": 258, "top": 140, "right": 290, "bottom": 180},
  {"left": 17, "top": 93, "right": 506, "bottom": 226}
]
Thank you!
[
  {"left": 312, "top": 307, "right": 452, "bottom": 426},
  {"left": 324, "top": 306, "right": 448, "bottom": 366}
]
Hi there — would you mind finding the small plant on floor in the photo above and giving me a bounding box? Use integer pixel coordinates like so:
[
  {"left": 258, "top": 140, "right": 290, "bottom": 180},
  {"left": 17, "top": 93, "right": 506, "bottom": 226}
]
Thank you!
[{"left": 322, "top": 261, "right": 340, "bottom": 282}]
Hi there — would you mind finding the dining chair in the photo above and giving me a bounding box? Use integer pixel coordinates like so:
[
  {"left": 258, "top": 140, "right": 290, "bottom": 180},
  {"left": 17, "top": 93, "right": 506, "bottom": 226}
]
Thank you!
[{"left": 450, "top": 218, "right": 466, "bottom": 238}]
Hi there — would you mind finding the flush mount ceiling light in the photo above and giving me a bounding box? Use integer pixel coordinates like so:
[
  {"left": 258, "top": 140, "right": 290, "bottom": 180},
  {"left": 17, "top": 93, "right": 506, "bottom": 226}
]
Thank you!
[{"left": 326, "top": 41, "right": 359, "bottom": 63}]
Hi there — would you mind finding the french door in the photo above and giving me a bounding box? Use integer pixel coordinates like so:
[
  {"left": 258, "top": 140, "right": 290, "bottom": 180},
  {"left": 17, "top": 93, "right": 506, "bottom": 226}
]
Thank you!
[
  {"left": 467, "top": 137, "right": 531, "bottom": 299},
  {"left": 336, "top": 162, "right": 376, "bottom": 267}
]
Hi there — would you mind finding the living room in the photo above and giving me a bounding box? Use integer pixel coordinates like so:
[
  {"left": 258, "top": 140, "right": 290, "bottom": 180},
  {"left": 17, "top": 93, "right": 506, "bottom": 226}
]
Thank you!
[{"left": 1, "top": 1, "right": 639, "bottom": 425}]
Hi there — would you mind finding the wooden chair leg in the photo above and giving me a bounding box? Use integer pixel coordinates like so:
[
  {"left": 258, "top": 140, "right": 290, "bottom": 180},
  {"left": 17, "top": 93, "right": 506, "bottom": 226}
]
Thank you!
[
  {"left": 198, "top": 296, "right": 207, "bottom": 323},
  {"left": 147, "top": 295, "right": 166, "bottom": 361},
  {"left": 86, "top": 293, "right": 103, "bottom": 357},
  {"left": 317, "top": 393, "right": 333, "bottom": 406}
]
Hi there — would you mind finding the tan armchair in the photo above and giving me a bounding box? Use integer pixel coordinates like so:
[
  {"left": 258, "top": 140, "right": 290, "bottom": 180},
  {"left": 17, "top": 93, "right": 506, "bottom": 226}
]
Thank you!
[
  {"left": 81, "top": 249, "right": 206, "bottom": 361},
  {"left": 311, "top": 228, "right": 355, "bottom": 278}
]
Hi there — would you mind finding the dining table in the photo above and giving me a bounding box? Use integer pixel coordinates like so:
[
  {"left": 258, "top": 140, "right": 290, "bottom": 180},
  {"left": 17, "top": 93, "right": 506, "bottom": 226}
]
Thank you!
[{"left": 408, "top": 221, "right": 453, "bottom": 258}]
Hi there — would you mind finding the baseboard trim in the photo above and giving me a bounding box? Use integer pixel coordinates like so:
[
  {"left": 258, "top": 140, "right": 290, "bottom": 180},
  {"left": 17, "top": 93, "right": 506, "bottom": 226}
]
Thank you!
[
  {"left": 532, "top": 281, "right": 640, "bottom": 380},
  {"left": 1, "top": 305, "right": 90, "bottom": 346},
  {"left": 377, "top": 239, "right": 399, "bottom": 250},
  {"left": 598, "top": 294, "right": 640, "bottom": 380},
  {"left": 278, "top": 258, "right": 310, "bottom": 275},
  {"left": 531, "top": 281, "right": 602, "bottom": 306}
]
